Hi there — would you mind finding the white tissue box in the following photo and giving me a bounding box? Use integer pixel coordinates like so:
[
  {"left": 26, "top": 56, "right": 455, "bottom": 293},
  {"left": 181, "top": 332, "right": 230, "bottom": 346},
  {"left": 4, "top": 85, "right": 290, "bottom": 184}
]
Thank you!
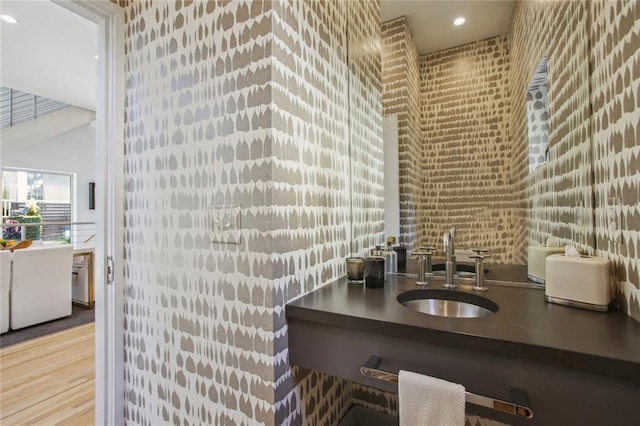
[
  {"left": 545, "top": 254, "right": 612, "bottom": 311},
  {"left": 527, "top": 246, "right": 565, "bottom": 284}
]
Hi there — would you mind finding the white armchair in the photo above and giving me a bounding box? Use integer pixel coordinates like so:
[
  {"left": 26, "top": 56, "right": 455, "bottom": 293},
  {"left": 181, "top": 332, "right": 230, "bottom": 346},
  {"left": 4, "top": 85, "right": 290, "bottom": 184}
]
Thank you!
[
  {"left": 0, "top": 250, "right": 11, "bottom": 334},
  {"left": 10, "top": 245, "right": 73, "bottom": 330}
]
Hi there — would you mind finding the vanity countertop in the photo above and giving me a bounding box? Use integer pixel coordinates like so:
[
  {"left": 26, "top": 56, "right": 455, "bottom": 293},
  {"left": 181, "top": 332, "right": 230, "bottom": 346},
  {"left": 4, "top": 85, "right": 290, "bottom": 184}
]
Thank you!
[{"left": 286, "top": 272, "right": 640, "bottom": 383}]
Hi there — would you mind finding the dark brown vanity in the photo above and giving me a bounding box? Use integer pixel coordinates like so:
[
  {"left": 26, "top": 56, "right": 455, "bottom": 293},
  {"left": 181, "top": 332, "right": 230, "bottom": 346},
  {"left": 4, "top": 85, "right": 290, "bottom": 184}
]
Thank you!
[{"left": 286, "top": 272, "right": 640, "bottom": 425}]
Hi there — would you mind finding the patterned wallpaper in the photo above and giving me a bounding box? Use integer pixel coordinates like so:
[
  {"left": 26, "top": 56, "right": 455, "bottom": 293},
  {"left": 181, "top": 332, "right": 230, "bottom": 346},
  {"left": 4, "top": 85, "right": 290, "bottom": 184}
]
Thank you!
[
  {"left": 121, "top": 0, "right": 383, "bottom": 424},
  {"left": 526, "top": 85, "right": 549, "bottom": 173},
  {"left": 590, "top": 0, "right": 640, "bottom": 321},
  {"left": 271, "top": 0, "right": 352, "bottom": 423},
  {"left": 348, "top": 0, "right": 384, "bottom": 258},
  {"left": 122, "top": 1, "right": 281, "bottom": 423},
  {"left": 510, "top": 0, "right": 594, "bottom": 264},
  {"left": 381, "top": 17, "right": 421, "bottom": 251},
  {"left": 383, "top": 2, "right": 594, "bottom": 266},
  {"left": 118, "top": 0, "right": 638, "bottom": 424},
  {"left": 419, "top": 36, "right": 514, "bottom": 263}
]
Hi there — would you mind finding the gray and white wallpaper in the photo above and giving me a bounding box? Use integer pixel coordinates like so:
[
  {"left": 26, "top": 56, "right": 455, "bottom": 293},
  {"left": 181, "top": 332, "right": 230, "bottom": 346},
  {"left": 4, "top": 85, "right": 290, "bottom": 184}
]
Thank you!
[
  {"left": 419, "top": 35, "right": 514, "bottom": 263},
  {"left": 121, "top": 0, "right": 383, "bottom": 424},
  {"left": 271, "top": 0, "right": 354, "bottom": 423},
  {"left": 382, "top": 23, "right": 515, "bottom": 263},
  {"left": 122, "top": 1, "right": 282, "bottom": 423},
  {"left": 526, "top": 85, "right": 549, "bottom": 173},
  {"left": 590, "top": 0, "right": 640, "bottom": 321},
  {"left": 348, "top": 0, "right": 385, "bottom": 258},
  {"left": 118, "top": 0, "right": 638, "bottom": 425},
  {"left": 510, "top": 0, "right": 594, "bottom": 265},
  {"left": 381, "top": 17, "right": 421, "bottom": 252}
]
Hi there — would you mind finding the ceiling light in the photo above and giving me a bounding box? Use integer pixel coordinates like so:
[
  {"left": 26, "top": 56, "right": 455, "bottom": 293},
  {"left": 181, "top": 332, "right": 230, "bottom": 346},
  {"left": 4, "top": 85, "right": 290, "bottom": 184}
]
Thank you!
[
  {"left": 0, "top": 14, "right": 19, "bottom": 24},
  {"left": 94, "top": 55, "right": 99, "bottom": 59},
  {"left": 453, "top": 17, "right": 466, "bottom": 26}
]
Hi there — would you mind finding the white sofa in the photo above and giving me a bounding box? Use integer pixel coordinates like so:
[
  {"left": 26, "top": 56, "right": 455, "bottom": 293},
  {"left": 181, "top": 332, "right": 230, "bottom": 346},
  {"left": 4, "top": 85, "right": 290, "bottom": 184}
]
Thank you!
[
  {"left": 0, "top": 250, "right": 11, "bottom": 334},
  {"left": 10, "top": 244, "right": 73, "bottom": 330}
]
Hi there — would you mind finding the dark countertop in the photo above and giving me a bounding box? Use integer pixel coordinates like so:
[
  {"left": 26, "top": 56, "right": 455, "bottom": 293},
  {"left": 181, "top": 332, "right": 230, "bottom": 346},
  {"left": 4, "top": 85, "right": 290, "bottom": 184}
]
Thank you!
[{"left": 286, "top": 268, "right": 640, "bottom": 383}]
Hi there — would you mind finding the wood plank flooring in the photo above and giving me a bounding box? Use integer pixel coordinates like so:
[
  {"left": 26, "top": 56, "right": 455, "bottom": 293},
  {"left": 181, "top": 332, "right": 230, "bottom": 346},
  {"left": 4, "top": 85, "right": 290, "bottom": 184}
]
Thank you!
[{"left": 0, "top": 323, "right": 95, "bottom": 425}]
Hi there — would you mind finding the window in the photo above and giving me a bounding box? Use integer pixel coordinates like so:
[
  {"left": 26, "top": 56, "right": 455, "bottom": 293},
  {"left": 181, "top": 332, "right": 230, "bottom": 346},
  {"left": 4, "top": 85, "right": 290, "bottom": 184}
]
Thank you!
[{"left": 2, "top": 167, "right": 73, "bottom": 240}]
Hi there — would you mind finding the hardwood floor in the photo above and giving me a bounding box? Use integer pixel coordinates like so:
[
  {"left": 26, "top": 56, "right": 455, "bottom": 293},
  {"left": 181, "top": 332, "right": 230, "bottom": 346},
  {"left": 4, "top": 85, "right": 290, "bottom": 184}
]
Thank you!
[{"left": 0, "top": 323, "right": 95, "bottom": 425}]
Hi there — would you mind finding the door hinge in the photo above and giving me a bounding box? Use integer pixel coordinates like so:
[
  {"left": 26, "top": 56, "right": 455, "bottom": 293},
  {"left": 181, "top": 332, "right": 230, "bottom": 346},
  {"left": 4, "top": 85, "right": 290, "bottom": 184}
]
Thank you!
[{"left": 107, "top": 256, "right": 114, "bottom": 285}]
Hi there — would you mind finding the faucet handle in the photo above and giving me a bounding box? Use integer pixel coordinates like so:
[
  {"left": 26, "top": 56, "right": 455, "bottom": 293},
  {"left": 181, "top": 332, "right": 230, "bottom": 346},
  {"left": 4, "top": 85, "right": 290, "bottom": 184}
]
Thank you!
[
  {"left": 469, "top": 253, "right": 491, "bottom": 291},
  {"left": 471, "top": 248, "right": 489, "bottom": 256},
  {"left": 469, "top": 254, "right": 492, "bottom": 261},
  {"left": 411, "top": 246, "right": 435, "bottom": 257}
]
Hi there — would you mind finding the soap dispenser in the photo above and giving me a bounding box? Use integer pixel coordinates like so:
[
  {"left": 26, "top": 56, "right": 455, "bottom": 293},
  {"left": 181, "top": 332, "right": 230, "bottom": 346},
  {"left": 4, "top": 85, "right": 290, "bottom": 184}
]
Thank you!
[
  {"left": 383, "top": 237, "right": 398, "bottom": 276},
  {"left": 365, "top": 246, "right": 386, "bottom": 288}
]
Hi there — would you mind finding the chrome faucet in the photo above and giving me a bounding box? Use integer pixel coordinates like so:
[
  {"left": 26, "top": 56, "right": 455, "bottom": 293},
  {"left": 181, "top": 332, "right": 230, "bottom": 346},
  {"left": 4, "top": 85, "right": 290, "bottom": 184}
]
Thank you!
[
  {"left": 443, "top": 228, "right": 456, "bottom": 289},
  {"left": 449, "top": 227, "right": 456, "bottom": 274}
]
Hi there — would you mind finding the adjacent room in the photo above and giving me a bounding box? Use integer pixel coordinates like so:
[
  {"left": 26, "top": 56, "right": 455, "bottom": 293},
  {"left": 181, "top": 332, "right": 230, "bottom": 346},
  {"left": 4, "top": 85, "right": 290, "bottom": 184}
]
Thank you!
[{"left": 1, "top": 1, "right": 99, "bottom": 423}]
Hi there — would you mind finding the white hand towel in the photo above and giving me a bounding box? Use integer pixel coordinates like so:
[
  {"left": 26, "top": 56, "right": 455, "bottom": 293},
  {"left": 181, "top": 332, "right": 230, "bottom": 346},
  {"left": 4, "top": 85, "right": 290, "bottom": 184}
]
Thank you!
[{"left": 399, "top": 370, "right": 465, "bottom": 426}]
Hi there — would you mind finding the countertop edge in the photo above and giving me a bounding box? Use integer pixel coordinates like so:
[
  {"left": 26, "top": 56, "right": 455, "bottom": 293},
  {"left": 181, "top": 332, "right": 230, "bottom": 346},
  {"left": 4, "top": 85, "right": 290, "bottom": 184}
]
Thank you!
[{"left": 285, "top": 302, "right": 640, "bottom": 384}]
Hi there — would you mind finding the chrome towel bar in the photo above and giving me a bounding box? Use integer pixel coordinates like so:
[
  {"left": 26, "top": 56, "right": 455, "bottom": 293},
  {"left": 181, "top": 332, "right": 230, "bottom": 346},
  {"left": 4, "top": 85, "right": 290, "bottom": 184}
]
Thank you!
[{"left": 360, "top": 356, "right": 533, "bottom": 419}]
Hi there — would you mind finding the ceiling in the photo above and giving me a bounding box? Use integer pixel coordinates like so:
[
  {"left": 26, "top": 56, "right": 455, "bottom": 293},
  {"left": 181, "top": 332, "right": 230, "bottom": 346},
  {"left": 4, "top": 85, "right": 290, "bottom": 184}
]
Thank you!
[
  {"left": 0, "top": 0, "right": 97, "bottom": 111},
  {"left": 381, "top": 0, "right": 515, "bottom": 55}
]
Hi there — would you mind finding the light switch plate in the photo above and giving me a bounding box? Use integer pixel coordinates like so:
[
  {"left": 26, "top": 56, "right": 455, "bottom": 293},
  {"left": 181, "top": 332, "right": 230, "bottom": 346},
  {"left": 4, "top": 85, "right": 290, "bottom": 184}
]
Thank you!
[
  {"left": 210, "top": 204, "right": 241, "bottom": 244},
  {"left": 606, "top": 197, "right": 621, "bottom": 244}
]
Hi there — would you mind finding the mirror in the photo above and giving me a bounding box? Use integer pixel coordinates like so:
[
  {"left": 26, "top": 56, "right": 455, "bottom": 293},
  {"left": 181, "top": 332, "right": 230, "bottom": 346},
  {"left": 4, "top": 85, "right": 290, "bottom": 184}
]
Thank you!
[
  {"left": 347, "top": 0, "right": 385, "bottom": 257},
  {"left": 357, "top": 0, "right": 596, "bottom": 267},
  {"left": 526, "top": 56, "right": 549, "bottom": 174}
]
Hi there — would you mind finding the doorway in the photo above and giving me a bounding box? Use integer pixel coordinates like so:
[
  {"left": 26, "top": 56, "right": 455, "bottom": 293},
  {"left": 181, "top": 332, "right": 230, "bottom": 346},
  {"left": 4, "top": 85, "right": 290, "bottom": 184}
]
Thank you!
[{"left": 0, "top": 0, "right": 124, "bottom": 423}]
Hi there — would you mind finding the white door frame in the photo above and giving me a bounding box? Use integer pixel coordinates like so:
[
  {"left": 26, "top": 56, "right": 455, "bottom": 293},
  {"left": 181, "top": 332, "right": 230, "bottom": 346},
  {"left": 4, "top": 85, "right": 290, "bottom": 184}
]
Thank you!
[{"left": 53, "top": 1, "right": 125, "bottom": 424}]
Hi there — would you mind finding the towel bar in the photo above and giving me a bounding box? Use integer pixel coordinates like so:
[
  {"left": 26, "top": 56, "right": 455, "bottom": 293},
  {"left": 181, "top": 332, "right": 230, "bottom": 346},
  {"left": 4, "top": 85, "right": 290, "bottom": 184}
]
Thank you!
[{"left": 360, "top": 356, "right": 533, "bottom": 419}]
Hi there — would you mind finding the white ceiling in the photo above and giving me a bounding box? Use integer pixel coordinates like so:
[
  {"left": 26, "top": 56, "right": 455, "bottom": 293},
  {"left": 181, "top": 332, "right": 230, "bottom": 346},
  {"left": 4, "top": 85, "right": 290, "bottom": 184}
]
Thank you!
[
  {"left": 0, "top": 0, "right": 97, "bottom": 111},
  {"left": 381, "top": 0, "right": 515, "bottom": 55}
]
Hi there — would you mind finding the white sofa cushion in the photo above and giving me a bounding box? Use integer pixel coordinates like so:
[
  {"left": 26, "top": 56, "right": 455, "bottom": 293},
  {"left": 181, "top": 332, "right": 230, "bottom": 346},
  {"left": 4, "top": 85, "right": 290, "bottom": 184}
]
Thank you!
[
  {"left": 0, "top": 250, "right": 11, "bottom": 334},
  {"left": 10, "top": 245, "right": 73, "bottom": 330}
]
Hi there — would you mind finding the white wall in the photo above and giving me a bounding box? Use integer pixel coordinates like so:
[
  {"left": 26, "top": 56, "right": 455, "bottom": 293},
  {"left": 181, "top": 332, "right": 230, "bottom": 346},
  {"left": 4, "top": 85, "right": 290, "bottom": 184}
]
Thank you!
[
  {"left": 1, "top": 107, "right": 95, "bottom": 154},
  {"left": 3, "top": 123, "right": 96, "bottom": 223}
]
